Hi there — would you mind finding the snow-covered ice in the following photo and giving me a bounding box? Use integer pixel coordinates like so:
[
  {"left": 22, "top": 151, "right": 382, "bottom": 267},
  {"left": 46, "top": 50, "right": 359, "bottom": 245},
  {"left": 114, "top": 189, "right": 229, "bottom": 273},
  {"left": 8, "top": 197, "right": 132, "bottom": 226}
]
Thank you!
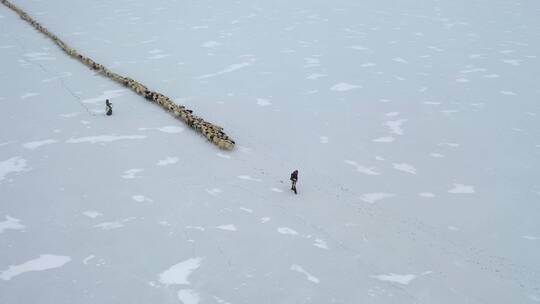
[
  {"left": 360, "top": 193, "right": 395, "bottom": 204},
  {"left": 330, "top": 82, "right": 361, "bottom": 92},
  {"left": 82, "top": 210, "right": 102, "bottom": 218},
  {"left": 177, "top": 289, "right": 200, "bottom": 304},
  {"left": 1, "top": 0, "right": 539, "bottom": 302},
  {"left": 372, "top": 273, "right": 417, "bottom": 285},
  {"left": 215, "top": 224, "right": 237, "bottom": 231},
  {"left": 66, "top": 135, "right": 146, "bottom": 144},
  {"left": 0, "top": 215, "right": 25, "bottom": 234},
  {"left": 159, "top": 258, "right": 202, "bottom": 285},
  {"left": 277, "top": 227, "right": 299, "bottom": 236},
  {"left": 290, "top": 264, "right": 320, "bottom": 284},
  {"left": 0, "top": 157, "right": 29, "bottom": 182},
  {"left": 448, "top": 184, "right": 476, "bottom": 194},
  {"left": 0, "top": 255, "right": 71, "bottom": 281},
  {"left": 344, "top": 160, "right": 380, "bottom": 175},
  {"left": 393, "top": 163, "right": 417, "bottom": 175},
  {"left": 156, "top": 156, "right": 179, "bottom": 166},
  {"left": 22, "top": 139, "right": 58, "bottom": 150}
]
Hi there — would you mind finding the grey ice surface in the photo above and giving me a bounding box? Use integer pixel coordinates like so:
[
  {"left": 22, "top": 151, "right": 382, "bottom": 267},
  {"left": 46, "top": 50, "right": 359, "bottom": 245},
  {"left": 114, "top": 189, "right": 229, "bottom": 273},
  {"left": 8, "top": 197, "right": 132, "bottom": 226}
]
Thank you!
[{"left": 1, "top": 0, "right": 539, "bottom": 303}]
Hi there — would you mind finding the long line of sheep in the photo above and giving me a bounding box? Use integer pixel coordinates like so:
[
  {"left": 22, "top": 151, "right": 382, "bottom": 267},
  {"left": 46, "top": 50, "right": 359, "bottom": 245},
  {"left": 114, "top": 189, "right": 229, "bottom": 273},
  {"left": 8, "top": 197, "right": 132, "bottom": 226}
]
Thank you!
[{"left": 1, "top": 0, "right": 235, "bottom": 150}]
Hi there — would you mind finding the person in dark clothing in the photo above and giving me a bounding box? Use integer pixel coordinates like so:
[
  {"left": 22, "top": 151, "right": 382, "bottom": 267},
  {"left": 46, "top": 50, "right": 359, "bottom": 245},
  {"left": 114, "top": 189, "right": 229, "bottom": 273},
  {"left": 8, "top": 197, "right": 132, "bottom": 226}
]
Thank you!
[
  {"left": 290, "top": 170, "right": 299, "bottom": 194},
  {"left": 105, "top": 99, "right": 113, "bottom": 116}
]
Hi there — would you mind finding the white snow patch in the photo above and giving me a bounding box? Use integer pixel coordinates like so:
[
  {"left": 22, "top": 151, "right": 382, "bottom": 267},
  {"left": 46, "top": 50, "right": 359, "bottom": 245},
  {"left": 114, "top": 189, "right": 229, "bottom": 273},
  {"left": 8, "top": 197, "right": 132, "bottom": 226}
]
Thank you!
[
  {"left": 372, "top": 136, "right": 395, "bottom": 143},
  {"left": 139, "top": 126, "right": 184, "bottom": 134},
  {"left": 239, "top": 207, "right": 253, "bottom": 214},
  {"left": 393, "top": 57, "right": 409, "bottom": 64},
  {"left": 384, "top": 119, "right": 407, "bottom": 135},
  {"left": 206, "top": 188, "right": 222, "bottom": 196},
  {"left": 185, "top": 226, "right": 205, "bottom": 231},
  {"left": 237, "top": 175, "right": 262, "bottom": 182},
  {"left": 60, "top": 112, "right": 81, "bottom": 118},
  {"left": 438, "top": 142, "right": 460, "bottom": 148},
  {"left": 202, "top": 41, "right": 220, "bottom": 48},
  {"left": 216, "top": 153, "right": 231, "bottom": 159},
  {"left": 419, "top": 192, "right": 435, "bottom": 198},
  {"left": 360, "top": 193, "right": 395, "bottom": 204},
  {"left": 448, "top": 184, "right": 475, "bottom": 194},
  {"left": 307, "top": 73, "right": 326, "bottom": 80},
  {"left": 502, "top": 59, "right": 522, "bottom": 66},
  {"left": 522, "top": 236, "right": 539, "bottom": 240},
  {"left": 159, "top": 257, "right": 202, "bottom": 285},
  {"left": 350, "top": 45, "right": 369, "bottom": 51},
  {"left": 0, "top": 216, "right": 25, "bottom": 234},
  {"left": 132, "top": 195, "right": 154, "bottom": 203},
  {"left": 260, "top": 217, "right": 271, "bottom": 223},
  {"left": 216, "top": 224, "right": 237, "bottom": 231},
  {"left": 20, "top": 92, "right": 39, "bottom": 100},
  {"left": 177, "top": 289, "right": 200, "bottom": 304},
  {"left": 157, "top": 126, "right": 184, "bottom": 133},
  {"left": 290, "top": 264, "right": 320, "bottom": 284},
  {"left": 344, "top": 160, "right": 380, "bottom": 175},
  {"left": 0, "top": 255, "right": 71, "bottom": 281},
  {"left": 0, "top": 141, "right": 14, "bottom": 147},
  {"left": 256, "top": 98, "right": 272, "bottom": 107},
  {"left": 82, "top": 255, "right": 95, "bottom": 265},
  {"left": 319, "top": 136, "right": 329, "bottom": 144},
  {"left": 94, "top": 217, "right": 135, "bottom": 230},
  {"left": 67, "top": 135, "right": 145, "bottom": 144},
  {"left": 427, "top": 46, "right": 444, "bottom": 52},
  {"left": 239, "top": 146, "right": 252, "bottom": 154},
  {"left": 277, "top": 227, "right": 299, "bottom": 236},
  {"left": 157, "top": 157, "right": 179, "bottom": 166},
  {"left": 393, "top": 163, "right": 417, "bottom": 174},
  {"left": 122, "top": 168, "right": 144, "bottom": 179},
  {"left": 83, "top": 211, "right": 102, "bottom": 218},
  {"left": 372, "top": 273, "right": 416, "bottom": 285},
  {"left": 149, "top": 53, "right": 170, "bottom": 60},
  {"left": 197, "top": 57, "right": 256, "bottom": 79},
  {"left": 331, "top": 82, "right": 362, "bottom": 91},
  {"left": 314, "top": 239, "right": 329, "bottom": 249},
  {"left": 22, "top": 139, "right": 57, "bottom": 150},
  {"left": 304, "top": 57, "right": 320, "bottom": 68},
  {"left": 213, "top": 296, "right": 232, "bottom": 304},
  {"left": 0, "top": 157, "right": 29, "bottom": 182},
  {"left": 271, "top": 188, "right": 283, "bottom": 193},
  {"left": 448, "top": 226, "right": 460, "bottom": 231},
  {"left": 360, "top": 62, "right": 376, "bottom": 67},
  {"left": 430, "top": 153, "right": 445, "bottom": 158}
]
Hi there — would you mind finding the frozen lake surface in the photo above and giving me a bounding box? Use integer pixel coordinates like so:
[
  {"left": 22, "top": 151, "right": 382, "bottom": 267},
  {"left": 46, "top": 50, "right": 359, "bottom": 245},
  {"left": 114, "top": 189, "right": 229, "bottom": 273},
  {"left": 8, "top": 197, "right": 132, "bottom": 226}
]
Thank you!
[{"left": 1, "top": 0, "right": 539, "bottom": 303}]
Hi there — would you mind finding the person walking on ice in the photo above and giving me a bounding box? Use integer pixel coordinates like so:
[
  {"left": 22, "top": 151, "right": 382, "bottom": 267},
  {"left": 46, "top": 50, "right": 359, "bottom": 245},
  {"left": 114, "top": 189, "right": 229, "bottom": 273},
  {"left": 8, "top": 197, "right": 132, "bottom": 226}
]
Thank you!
[
  {"left": 290, "top": 169, "right": 299, "bottom": 194},
  {"left": 105, "top": 99, "right": 113, "bottom": 116}
]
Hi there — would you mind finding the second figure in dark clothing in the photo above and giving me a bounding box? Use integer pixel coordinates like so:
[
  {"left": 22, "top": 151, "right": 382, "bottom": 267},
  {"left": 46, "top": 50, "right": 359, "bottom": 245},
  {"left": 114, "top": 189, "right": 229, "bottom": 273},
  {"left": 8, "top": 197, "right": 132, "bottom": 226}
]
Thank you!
[
  {"left": 105, "top": 99, "right": 113, "bottom": 116},
  {"left": 290, "top": 170, "right": 299, "bottom": 194}
]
